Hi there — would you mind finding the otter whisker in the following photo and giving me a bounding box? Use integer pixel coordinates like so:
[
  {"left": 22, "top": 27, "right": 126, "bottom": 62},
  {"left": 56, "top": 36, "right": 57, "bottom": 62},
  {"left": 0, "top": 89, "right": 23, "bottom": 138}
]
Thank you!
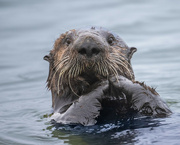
[
  {"left": 98, "top": 62, "right": 103, "bottom": 75},
  {"left": 96, "top": 62, "right": 102, "bottom": 75},
  {"left": 100, "top": 62, "right": 105, "bottom": 76},
  {"left": 76, "top": 61, "right": 82, "bottom": 77},
  {"left": 70, "top": 59, "right": 78, "bottom": 78},
  {"left": 52, "top": 56, "right": 69, "bottom": 70},
  {"left": 75, "top": 59, "right": 80, "bottom": 77},
  {"left": 73, "top": 63, "right": 78, "bottom": 78},
  {"left": 113, "top": 59, "right": 128, "bottom": 68},
  {"left": 110, "top": 53, "right": 132, "bottom": 69},
  {"left": 112, "top": 58, "right": 133, "bottom": 80},
  {"left": 104, "top": 60, "right": 109, "bottom": 76},
  {"left": 108, "top": 58, "right": 123, "bottom": 75},
  {"left": 110, "top": 52, "right": 126, "bottom": 57},
  {"left": 68, "top": 74, "right": 80, "bottom": 97},
  {"left": 111, "top": 55, "right": 131, "bottom": 67},
  {"left": 57, "top": 69, "right": 66, "bottom": 94},
  {"left": 50, "top": 58, "right": 70, "bottom": 88},
  {"left": 100, "top": 58, "right": 105, "bottom": 76},
  {"left": 74, "top": 60, "right": 79, "bottom": 78},
  {"left": 112, "top": 59, "right": 128, "bottom": 71},
  {"left": 56, "top": 61, "right": 71, "bottom": 94},
  {"left": 69, "top": 63, "right": 74, "bottom": 78},
  {"left": 108, "top": 62, "right": 119, "bottom": 84},
  {"left": 109, "top": 53, "right": 134, "bottom": 80},
  {"left": 73, "top": 66, "right": 77, "bottom": 78},
  {"left": 53, "top": 57, "right": 69, "bottom": 74},
  {"left": 100, "top": 60, "right": 108, "bottom": 77},
  {"left": 110, "top": 53, "right": 126, "bottom": 61}
]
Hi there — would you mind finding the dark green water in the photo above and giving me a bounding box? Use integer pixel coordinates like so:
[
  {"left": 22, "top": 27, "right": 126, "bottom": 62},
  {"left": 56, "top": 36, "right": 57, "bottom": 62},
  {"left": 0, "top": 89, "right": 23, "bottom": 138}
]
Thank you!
[{"left": 0, "top": 0, "right": 180, "bottom": 144}]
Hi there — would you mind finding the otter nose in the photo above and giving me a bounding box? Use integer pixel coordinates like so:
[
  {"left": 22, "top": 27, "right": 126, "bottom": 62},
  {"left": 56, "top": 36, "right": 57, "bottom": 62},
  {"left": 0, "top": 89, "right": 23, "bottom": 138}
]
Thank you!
[{"left": 77, "top": 38, "right": 101, "bottom": 57}]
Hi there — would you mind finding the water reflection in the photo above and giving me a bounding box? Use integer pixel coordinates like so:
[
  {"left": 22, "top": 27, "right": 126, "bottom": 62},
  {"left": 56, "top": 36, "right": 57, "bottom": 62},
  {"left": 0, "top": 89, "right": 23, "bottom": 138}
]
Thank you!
[{"left": 46, "top": 116, "right": 165, "bottom": 145}]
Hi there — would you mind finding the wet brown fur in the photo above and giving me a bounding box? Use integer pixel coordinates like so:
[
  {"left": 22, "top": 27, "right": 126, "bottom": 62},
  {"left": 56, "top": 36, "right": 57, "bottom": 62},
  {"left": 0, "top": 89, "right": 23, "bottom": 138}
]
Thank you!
[
  {"left": 44, "top": 28, "right": 172, "bottom": 125},
  {"left": 132, "top": 80, "right": 159, "bottom": 95},
  {"left": 44, "top": 27, "right": 160, "bottom": 110}
]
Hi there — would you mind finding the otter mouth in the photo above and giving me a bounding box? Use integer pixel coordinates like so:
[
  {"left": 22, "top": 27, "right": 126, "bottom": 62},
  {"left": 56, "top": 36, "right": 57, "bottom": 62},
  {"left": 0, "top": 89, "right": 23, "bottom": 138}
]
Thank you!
[
  {"left": 79, "top": 71, "right": 105, "bottom": 86},
  {"left": 74, "top": 59, "right": 107, "bottom": 85}
]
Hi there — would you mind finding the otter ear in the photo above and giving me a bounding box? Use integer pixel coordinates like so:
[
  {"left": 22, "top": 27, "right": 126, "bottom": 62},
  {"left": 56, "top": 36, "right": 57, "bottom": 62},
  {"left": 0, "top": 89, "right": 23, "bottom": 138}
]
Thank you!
[
  {"left": 43, "top": 54, "right": 51, "bottom": 62},
  {"left": 127, "top": 47, "right": 137, "bottom": 60}
]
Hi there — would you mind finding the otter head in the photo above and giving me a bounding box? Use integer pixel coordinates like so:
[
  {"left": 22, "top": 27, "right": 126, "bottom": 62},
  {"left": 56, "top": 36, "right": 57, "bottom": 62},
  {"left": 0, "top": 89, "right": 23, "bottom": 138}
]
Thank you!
[{"left": 44, "top": 27, "right": 137, "bottom": 104}]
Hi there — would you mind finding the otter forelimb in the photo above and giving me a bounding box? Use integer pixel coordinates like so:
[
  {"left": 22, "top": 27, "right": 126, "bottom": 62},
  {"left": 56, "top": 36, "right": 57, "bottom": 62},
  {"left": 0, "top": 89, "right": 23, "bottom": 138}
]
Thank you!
[
  {"left": 51, "top": 80, "right": 109, "bottom": 126},
  {"left": 109, "top": 75, "right": 172, "bottom": 117}
]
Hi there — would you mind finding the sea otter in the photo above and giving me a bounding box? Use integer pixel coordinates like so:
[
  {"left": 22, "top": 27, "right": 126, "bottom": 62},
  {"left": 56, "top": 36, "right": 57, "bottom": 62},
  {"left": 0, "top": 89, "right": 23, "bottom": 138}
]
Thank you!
[{"left": 44, "top": 27, "right": 172, "bottom": 126}]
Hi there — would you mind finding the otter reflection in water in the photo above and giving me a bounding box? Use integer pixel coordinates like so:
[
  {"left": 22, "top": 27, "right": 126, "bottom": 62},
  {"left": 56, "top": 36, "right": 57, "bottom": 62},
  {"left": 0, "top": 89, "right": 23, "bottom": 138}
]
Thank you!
[{"left": 44, "top": 27, "right": 172, "bottom": 126}]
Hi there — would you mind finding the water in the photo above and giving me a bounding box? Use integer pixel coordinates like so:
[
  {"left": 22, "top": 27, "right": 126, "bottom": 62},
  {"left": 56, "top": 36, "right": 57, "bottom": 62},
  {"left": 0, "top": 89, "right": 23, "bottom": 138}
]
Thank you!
[{"left": 0, "top": 0, "right": 180, "bottom": 144}]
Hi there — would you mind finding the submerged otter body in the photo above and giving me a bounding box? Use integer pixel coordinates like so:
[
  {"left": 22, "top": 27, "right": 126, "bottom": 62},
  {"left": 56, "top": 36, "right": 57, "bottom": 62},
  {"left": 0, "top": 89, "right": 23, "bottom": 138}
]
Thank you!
[{"left": 44, "top": 27, "right": 172, "bottom": 126}]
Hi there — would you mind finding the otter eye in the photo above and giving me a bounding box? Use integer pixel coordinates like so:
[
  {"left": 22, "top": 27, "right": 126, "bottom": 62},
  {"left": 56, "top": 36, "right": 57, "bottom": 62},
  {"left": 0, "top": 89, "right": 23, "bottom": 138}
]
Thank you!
[
  {"left": 65, "top": 38, "right": 71, "bottom": 46},
  {"left": 107, "top": 35, "right": 115, "bottom": 45}
]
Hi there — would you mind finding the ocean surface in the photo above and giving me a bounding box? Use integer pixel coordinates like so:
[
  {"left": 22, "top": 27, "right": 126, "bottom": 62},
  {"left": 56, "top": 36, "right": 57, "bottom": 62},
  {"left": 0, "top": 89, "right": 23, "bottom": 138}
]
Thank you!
[{"left": 0, "top": 0, "right": 180, "bottom": 145}]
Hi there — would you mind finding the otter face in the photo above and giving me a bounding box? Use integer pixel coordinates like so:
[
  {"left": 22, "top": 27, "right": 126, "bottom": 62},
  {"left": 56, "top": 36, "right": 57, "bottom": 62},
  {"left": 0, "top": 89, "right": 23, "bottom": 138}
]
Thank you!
[{"left": 44, "top": 27, "right": 136, "bottom": 96}]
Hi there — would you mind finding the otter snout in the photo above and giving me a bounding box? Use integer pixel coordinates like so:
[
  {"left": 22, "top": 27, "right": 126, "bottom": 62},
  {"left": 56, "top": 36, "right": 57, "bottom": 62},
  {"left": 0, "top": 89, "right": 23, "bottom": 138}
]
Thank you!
[{"left": 76, "top": 37, "right": 103, "bottom": 58}]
